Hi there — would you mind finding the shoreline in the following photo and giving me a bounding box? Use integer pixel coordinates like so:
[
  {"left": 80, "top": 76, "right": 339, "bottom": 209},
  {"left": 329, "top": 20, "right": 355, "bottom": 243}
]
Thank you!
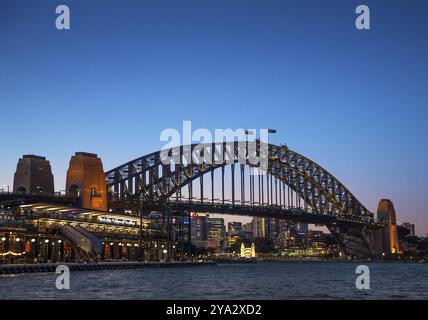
[
  {"left": 2, "top": 258, "right": 426, "bottom": 275},
  {"left": 0, "top": 261, "right": 216, "bottom": 275}
]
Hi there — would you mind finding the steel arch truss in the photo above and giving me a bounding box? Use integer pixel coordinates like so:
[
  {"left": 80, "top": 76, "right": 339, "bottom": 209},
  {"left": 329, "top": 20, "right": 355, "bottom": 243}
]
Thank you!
[{"left": 105, "top": 141, "right": 374, "bottom": 224}]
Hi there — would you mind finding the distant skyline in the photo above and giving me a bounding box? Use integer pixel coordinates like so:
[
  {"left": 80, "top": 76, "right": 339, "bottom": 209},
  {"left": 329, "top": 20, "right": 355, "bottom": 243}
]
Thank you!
[{"left": 1, "top": 0, "right": 427, "bottom": 235}]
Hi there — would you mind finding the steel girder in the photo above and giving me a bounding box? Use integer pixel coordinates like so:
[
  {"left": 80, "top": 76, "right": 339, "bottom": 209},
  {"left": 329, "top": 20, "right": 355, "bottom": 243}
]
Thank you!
[{"left": 105, "top": 141, "right": 374, "bottom": 225}]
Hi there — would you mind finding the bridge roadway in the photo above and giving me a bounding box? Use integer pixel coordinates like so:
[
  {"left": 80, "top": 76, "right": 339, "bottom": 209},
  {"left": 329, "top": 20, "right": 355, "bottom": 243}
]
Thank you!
[
  {"left": 0, "top": 192, "right": 382, "bottom": 229},
  {"left": 166, "top": 200, "right": 380, "bottom": 228}
]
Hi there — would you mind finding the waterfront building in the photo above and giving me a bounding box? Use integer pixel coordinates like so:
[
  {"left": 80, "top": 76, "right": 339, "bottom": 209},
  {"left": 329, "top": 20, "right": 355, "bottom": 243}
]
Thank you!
[
  {"left": 0, "top": 202, "right": 168, "bottom": 263},
  {"left": 240, "top": 242, "right": 256, "bottom": 258},
  {"left": 307, "top": 230, "right": 327, "bottom": 254}
]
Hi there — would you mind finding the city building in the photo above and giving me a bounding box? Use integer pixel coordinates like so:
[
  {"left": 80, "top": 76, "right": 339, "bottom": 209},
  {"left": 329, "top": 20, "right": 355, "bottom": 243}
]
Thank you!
[
  {"left": 307, "top": 230, "right": 327, "bottom": 253},
  {"left": 207, "top": 218, "right": 226, "bottom": 249},
  {"left": 252, "top": 217, "right": 265, "bottom": 238},
  {"left": 240, "top": 242, "right": 256, "bottom": 258},
  {"left": 191, "top": 214, "right": 225, "bottom": 250},
  {"left": 190, "top": 214, "right": 208, "bottom": 247}
]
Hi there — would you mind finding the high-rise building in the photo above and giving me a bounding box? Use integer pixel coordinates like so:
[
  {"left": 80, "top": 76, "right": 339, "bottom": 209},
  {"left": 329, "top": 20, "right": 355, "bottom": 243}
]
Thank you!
[
  {"left": 191, "top": 215, "right": 225, "bottom": 249},
  {"left": 264, "top": 218, "right": 287, "bottom": 239},
  {"left": 207, "top": 218, "right": 226, "bottom": 248},
  {"left": 252, "top": 217, "right": 265, "bottom": 238},
  {"left": 191, "top": 214, "right": 208, "bottom": 247},
  {"left": 13, "top": 155, "right": 54, "bottom": 194},
  {"left": 377, "top": 199, "right": 401, "bottom": 254}
]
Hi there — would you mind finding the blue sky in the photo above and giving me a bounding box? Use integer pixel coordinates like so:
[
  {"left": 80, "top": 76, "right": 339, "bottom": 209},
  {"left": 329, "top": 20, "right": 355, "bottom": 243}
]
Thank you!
[{"left": 0, "top": 0, "right": 427, "bottom": 234}]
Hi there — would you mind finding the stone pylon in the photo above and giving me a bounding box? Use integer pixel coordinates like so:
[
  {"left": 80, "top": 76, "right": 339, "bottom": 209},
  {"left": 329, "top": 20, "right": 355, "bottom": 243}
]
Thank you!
[
  {"left": 66, "top": 152, "right": 107, "bottom": 211},
  {"left": 13, "top": 155, "right": 54, "bottom": 194},
  {"left": 377, "top": 199, "right": 401, "bottom": 254}
]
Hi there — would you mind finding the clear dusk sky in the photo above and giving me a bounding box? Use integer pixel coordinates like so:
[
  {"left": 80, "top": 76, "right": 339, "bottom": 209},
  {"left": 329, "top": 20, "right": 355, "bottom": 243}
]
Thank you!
[{"left": 0, "top": 0, "right": 427, "bottom": 235}]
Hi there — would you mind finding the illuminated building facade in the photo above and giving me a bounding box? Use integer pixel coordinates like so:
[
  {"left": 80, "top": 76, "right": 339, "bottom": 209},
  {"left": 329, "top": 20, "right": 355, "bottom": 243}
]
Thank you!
[
  {"left": 66, "top": 152, "right": 108, "bottom": 211},
  {"left": 377, "top": 199, "right": 401, "bottom": 254},
  {"left": 207, "top": 218, "right": 226, "bottom": 249},
  {"left": 190, "top": 215, "right": 225, "bottom": 249},
  {"left": 0, "top": 202, "right": 171, "bottom": 264},
  {"left": 240, "top": 242, "right": 256, "bottom": 258}
]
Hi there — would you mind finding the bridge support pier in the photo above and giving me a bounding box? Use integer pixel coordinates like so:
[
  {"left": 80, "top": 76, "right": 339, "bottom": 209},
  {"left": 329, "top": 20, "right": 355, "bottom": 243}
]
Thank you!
[
  {"left": 327, "top": 224, "right": 383, "bottom": 258},
  {"left": 328, "top": 225, "right": 369, "bottom": 258}
]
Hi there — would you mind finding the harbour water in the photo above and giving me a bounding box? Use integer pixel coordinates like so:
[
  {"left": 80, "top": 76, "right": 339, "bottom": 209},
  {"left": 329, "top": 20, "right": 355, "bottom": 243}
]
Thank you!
[{"left": 1, "top": 262, "right": 427, "bottom": 300}]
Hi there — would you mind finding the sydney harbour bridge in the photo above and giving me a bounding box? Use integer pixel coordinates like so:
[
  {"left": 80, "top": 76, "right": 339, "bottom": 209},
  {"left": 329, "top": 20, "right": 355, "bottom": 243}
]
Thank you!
[
  {"left": 0, "top": 140, "right": 387, "bottom": 259},
  {"left": 105, "top": 140, "right": 384, "bottom": 258}
]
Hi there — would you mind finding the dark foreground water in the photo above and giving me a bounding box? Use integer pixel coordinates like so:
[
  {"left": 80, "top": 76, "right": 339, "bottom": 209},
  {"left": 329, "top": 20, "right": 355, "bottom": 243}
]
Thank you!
[{"left": 1, "top": 262, "right": 427, "bottom": 299}]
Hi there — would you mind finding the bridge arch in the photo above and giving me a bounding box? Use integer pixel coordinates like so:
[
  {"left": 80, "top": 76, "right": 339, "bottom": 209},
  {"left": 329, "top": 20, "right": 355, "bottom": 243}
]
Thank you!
[{"left": 105, "top": 141, "right": 373, "bottom": 223}]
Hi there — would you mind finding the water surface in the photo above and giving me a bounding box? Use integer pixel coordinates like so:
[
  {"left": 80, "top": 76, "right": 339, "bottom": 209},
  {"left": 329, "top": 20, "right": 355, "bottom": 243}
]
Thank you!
[{"left": 1, "top": 262, "right": 427, "bottom": 299}]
